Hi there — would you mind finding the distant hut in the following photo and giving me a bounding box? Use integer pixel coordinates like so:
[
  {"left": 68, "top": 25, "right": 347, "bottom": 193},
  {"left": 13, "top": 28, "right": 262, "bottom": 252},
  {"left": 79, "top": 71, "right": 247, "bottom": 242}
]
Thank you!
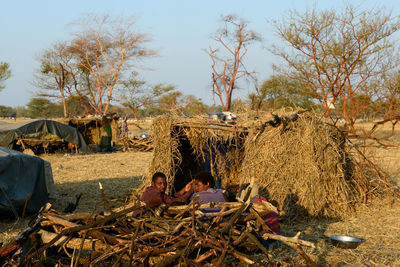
[{"left": 61, "top": 114, "right": 121, "bottom": 147}]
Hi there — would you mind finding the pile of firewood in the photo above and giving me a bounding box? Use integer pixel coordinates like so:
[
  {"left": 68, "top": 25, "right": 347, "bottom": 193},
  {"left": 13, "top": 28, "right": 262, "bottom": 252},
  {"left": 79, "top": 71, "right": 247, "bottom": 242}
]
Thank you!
[
  {"left": 122, "top": 136, "right": 153, "bottom": 152},
  {"left": 0, "top": 200, "right": 316, "bottom": 266}
]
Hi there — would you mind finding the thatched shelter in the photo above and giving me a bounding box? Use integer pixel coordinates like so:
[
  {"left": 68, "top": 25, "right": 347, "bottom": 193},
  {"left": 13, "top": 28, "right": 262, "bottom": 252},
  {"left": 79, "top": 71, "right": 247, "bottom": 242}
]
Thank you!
[
  {"left": 60, "top": 115, "right": 121, "bottom": 146},
  {"left": 145, "top": 113, "right": 365, "bottom": 218}
]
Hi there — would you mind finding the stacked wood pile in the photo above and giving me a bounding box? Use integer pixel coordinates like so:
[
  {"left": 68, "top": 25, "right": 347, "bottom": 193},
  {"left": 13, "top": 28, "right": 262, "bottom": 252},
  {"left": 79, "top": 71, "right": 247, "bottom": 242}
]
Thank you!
[
  {"left": 0, "top": 201, "right": 316, "bottom": 266},
  {"left": 121, "top": 136, "right": 153, "bottom": 152}
]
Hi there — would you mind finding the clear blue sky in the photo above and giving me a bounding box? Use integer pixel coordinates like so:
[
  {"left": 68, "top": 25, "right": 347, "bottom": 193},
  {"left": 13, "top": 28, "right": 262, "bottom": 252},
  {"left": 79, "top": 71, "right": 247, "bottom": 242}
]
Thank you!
[{"left": 0, "top": 0, "right": 397, "bottom": 107}]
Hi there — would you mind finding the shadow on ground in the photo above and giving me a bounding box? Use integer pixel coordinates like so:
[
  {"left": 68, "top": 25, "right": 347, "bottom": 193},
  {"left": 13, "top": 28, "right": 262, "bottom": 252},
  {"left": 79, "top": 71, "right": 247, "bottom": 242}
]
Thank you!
[{"left": 50, "top": 176, "right": 144, "bottom": 214}]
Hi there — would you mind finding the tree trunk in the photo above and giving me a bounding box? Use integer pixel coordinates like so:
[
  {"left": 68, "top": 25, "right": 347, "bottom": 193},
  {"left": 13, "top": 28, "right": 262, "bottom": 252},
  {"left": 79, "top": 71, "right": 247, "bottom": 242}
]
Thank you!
[{"left": 61, "top": 92, "right": 67, "bottom": 118}]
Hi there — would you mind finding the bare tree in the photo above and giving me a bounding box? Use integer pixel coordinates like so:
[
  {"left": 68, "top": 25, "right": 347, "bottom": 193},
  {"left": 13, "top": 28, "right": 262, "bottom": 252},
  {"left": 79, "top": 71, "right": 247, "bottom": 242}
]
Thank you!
[
  {"left": 0, "top": 62, "right": 11, "bottom": 92},
  {"left": 68, "top": 14, "right": 155, "bottom": 115},
  {"left": 205, "top": 15, "right": 260, "bottom": 111},
  {"left": 272, "top": 5, "right": 400, "bottom": 129},
  {"left": 34, "top": 42, "right": 73, "bottom": 117}
]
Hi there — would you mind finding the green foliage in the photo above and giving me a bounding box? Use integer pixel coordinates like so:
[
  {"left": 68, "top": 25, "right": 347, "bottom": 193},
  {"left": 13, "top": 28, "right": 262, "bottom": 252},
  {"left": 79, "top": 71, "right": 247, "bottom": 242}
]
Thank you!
[
  {"left": 157, "top": 91, "right": 183, "bottom": 112},
  {"left": 0, "top": 62, "right": 11, "bottom": 91},
  {"left": 119, "top": 72, "right": 175, "bottom": 118},
  {"left": 0, "top": 105, "right": 16, "bottom": 117},
  {"left": 26, "top": 98, "right": 63, "bottom": 118},
  {"left": 65, "top": 96, "right": 88, "bottom": 117},
  {"left": 15, "top": 106, "right": 28, "bottom": 118},
  {"left": 181, "top": 95, "right": 208, "bottom": 116},
  {"left": 135, "top": 90, "right": 209, "bottom": 117},
  {"left": 249, "top": 75, "right": 315, "bottom": 111}
]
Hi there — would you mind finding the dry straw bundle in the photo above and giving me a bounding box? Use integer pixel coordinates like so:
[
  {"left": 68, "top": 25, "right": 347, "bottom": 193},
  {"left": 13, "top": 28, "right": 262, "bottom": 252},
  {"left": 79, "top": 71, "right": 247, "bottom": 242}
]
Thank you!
[
  {"left": 239, "top": 114, "right": 363, "bottom": 219},
  {"left": 146, "top": 114, "right": 181, "bottom": 192},
  {"left": 145, "top": 112, "right": 368, "bottom": 219}
]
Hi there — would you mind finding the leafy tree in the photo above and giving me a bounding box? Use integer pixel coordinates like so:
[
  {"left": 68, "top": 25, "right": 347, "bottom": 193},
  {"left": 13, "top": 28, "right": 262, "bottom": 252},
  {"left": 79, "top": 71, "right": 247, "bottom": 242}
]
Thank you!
[
  {"left": 26, "top": 98, "right": 62, "bottom": 118},
  {"left": 148, "top": 91, "right": 208, "bottom": 116},
  {"left": 205, "top": 14, "right": 260, "bottom": 111},
  {"left": 119, "top": 72, "right": 174, "bottom": 119},
  {"left": 157, "top": 91, "right": 183, "bottom": 113},
  {"left": 65, "top": 96, "right": 89, "bottom": 117},
  {"left": 272, "top": 5, "right": 400, "bottom": 127},
  {"left": 0, "top": 105, "right": 16, "bottom": 117},
  {"left": 249, "top": 74, "right": 315, "bottom": 111},
  {"left": 181, "top": 95, "right": 208, "bottom": 116},
  {"left": 0, "top": 62, "right": 11, "bottom": 91},
  {"left": 15, "top": 106, "right": 28, "bottom": 118}
]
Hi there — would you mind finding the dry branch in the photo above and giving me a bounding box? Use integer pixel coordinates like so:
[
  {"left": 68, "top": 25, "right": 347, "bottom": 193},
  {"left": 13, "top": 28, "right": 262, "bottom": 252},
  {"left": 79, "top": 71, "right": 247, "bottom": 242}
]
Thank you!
[{"left": 4, "top": 201, "right": 316, "bottom": 266}]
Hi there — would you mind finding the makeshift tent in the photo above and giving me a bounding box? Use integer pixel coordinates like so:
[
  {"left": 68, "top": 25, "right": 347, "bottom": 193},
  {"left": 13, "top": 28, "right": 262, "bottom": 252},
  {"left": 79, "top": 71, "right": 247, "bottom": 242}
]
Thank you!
[
  {"left": 0, "top": 147, "right": 54, "bottom": 215},
  {"left": 0, "top": 120, "right": 88, "bottom": 153},
  {"left": 60, "top": 115, "right": 121, "bottom": 146},
  {"left": 144, "top": 113, "right": 368, "bottom": 219}
]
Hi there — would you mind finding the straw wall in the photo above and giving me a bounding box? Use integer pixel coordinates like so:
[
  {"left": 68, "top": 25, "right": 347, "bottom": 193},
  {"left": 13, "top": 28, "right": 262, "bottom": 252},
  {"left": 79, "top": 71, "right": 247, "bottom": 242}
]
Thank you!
[
  {"left": 239, "top": 115, "right": 361, "bottom": 218},
  {"left": 145, "top": 113, "right": 364, "bottom": 218}
]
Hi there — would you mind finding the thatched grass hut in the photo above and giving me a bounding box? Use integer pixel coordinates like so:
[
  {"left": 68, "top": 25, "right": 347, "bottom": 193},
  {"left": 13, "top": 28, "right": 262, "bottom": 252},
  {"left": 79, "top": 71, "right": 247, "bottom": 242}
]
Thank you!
[
  {"left": 60, "top": 115, "right": 121, "bottom": 146},
  {"left": 145, "top": 113, "right": 366, "bottom": 219}
]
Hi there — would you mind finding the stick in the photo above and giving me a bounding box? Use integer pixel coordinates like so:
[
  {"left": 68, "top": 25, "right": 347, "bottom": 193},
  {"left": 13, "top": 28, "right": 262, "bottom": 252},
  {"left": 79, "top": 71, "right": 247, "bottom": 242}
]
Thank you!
[
  {"left": 220, "top": 203, "right": 249, "bottom": 234},
  {"left": 193, "top": 249, "right": 216, "bottom": 263},
  {"left": 38, "top": 230, "right": 107, "bottom": 252},
  {"left": 43, "top": 214, "right": 122, "bottom": 245},
  {"left": 21, "top": 194, "right": 30, "bottom": 219},
  {"left": 98, "top": 182, "right": 112, "bottom": 213},
  {"left": 24, "top": 204, "right": 144, "bottom": 264},
  {"left": 73, "top": 230, "right": 88, "bottom": 267},
  {"left": 167, "top": 201, "right": 277, "bottom": 215},
  {"left": 230, "top": 248, "right": 255, "bottom": 265}
]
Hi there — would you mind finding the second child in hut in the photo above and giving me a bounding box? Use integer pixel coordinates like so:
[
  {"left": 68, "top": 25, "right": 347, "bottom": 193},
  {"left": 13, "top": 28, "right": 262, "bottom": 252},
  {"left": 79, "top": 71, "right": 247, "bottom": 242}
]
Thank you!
[{"left": 190, "top": 172, "right": 227, "bottom": 204}]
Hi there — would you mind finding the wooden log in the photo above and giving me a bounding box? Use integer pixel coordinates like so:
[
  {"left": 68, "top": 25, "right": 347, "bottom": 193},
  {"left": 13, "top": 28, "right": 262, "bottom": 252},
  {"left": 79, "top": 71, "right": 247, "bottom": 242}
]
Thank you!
[
  {"left": 220, "top": 203, "right": 249, "bottom": 233},
  {"left": 43, "top": 214, "right": 122, "bottom": 245},
  {"left": 230, "top": 248, "right": 255, "bottom": 265},
  {"left": 193, "top": 249, "right": 217, "bottom": 263},
  {"left": 167, "top": 201, "right": 278, "bottom": 215},
  {"left": 261, "top": 232, "right": 315, "bottom": 248},
  {"left": 38, "top": 230, "right": 107, "bottom": 252},
  {"left": 60, "top": 212, "right": 103, "bottom": 222}
]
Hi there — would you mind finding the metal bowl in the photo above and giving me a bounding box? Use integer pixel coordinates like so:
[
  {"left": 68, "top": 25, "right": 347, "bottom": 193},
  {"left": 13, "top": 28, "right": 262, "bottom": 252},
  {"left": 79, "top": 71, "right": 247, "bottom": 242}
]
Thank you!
[{"left": 329, "top": 235, "right": 364, "bottom": 249}]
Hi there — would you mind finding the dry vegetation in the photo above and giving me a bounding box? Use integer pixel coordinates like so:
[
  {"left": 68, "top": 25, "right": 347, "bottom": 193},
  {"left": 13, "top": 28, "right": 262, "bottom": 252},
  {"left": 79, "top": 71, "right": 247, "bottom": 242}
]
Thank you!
[{"left": 1, "top": 117, "right": 400, "bottom": 265}]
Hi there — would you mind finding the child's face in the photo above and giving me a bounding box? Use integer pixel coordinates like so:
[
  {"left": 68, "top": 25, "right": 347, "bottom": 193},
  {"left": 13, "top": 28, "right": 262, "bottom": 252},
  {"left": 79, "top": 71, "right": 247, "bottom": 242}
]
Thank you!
[
  {"left": 193, "top": 179, "right": 209, "bottom": 192},
  {"left": 152, "top": 177, "right": 166, "bottom": 192}
]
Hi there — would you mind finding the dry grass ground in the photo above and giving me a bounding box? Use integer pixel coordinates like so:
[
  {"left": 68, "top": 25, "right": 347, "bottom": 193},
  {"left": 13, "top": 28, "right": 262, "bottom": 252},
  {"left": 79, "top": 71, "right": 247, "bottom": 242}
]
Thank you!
[
  {"left": 1, "top": 117, "right": 400, "bottom": 265},
  {"left": 0, "top": 151, "right": 153, "bottom": 245}
]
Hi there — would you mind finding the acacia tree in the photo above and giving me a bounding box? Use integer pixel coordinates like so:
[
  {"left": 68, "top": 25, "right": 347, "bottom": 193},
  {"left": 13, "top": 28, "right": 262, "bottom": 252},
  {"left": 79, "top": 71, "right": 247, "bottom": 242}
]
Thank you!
[
  {"left": 155, "top": 91, "right": 207, "bottom": 116},
  {"left": 68, "top": 14, "right": 155, "bottom": 115},
  {"left": 119, "top": 72, "right": 174, "bottom": 120},
  {"left": 272, "top": 6, "right": 400, "bottom": 128},
  {"left": 206, "top": 15, "right": 259, "bottom": 111},
  {"left": 249, "top": 74, "right": 315, "bottom": 112},
  {"left": 0, "top": 62, "right": 11, "bottom": 92}
]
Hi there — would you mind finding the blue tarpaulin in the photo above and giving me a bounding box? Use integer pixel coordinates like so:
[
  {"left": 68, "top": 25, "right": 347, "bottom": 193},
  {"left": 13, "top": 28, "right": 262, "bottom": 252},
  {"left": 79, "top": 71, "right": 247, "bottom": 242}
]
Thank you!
[{"left": 0, "top": 147, "right": 49, "bottom": 216}]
